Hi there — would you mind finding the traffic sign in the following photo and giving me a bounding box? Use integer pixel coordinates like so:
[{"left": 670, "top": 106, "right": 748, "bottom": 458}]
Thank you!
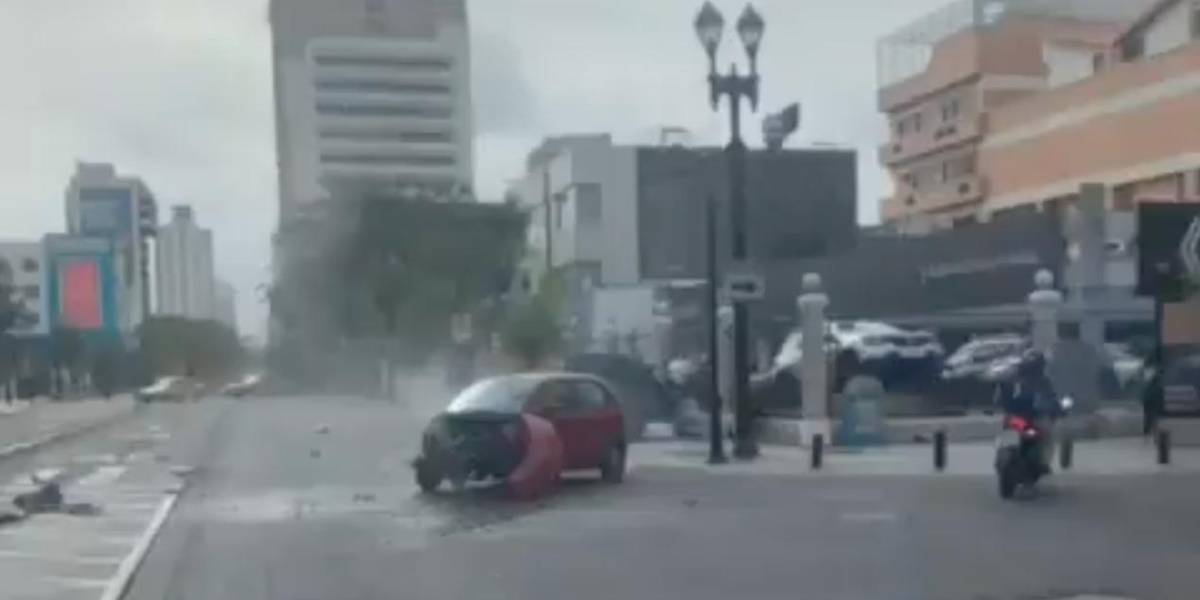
[{"left": 724, "top": 271, "right": 765, "bottom": 301}]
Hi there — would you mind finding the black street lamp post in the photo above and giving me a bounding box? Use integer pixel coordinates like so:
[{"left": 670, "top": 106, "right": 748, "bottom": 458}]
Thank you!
[{"left": 695, "top": 1, "right": 764, "bottom": 460}]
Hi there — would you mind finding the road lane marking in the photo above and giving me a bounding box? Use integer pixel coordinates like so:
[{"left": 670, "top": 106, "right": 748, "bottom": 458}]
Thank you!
[
  {"left": 99, "top": 494, "right": 177, "bottom": 600},
  {"left": 76, "top": 466, "right": 127, "bottom": 487},
  {"left": 44, "top": 574, "right": 110, "bottom": 589},
  {"left": 0, "top": 548, "right": 122, "bottom": 566},
  {"left": 839, "top": 511, "right": 899, "bottom": 523}
]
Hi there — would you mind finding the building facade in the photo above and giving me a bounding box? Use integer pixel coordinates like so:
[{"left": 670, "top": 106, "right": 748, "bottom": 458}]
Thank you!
[
  {"left": 64, "top": 162, "right": 158, "bottom": 334},
  {"left": 878, "top": 0, "right": 1197, "bottom": 232},
  {"left": 508, "top": 135, "right": 858, "bottom": 358},
  {"left": 0, "top": 240, "right": 49, "bottom": 337},
  {"left": 214, "top": 279, "right": 238, "bottom": 333},
  {"left": 157, "top": 206, "right": 216, "bottom": 321},
  {"left": 270, "top": 0, "right": 473, "bottom": 219}
]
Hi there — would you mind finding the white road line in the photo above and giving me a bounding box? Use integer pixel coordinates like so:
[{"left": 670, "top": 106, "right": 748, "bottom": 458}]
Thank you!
[
  {"left": 44, "top": 574, "right": 110, "bottom": 590},
  {"left": 0, "top": 548, "right": 122, "bottom": 566},
  {"left": 76, "top": 466, "right": 127, "bottom": 487},
  {"left": 100, "top": 494, "right": 178, "bottom": 600}
]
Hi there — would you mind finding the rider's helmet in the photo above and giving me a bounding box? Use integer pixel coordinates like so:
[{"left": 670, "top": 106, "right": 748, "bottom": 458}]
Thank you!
[{"left": 1017, "top": 348, "right": 1046, "bottom": 377}]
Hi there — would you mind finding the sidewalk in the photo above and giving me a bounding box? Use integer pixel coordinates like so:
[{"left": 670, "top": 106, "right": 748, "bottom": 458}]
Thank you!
[
  {"left": 0, "top": 396, "right": 135, "bottom": 459},
  {"left": 629, "top": 436, "right": 1200, "bottom": 478}
]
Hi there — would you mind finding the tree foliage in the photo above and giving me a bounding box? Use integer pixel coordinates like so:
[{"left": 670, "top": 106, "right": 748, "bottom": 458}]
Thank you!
[
  {"left": 137, "top": 317, "right": 244, "bottom": 381},
  {"left": 500, "top": 271, "right": 566, "bottom": 370},
  {"left": 269, "top": 192, "right": 527, "bottom": 372}
]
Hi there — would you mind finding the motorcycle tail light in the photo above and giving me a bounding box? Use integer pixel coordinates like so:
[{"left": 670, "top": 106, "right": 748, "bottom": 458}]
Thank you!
[{"left": 1006, "top": 416, "right": 1029, "bottom": 431}]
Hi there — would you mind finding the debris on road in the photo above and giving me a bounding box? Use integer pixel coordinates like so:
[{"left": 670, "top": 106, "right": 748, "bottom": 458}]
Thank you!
[
  {"left": 315, "top": 424, "right": 330, "bottom": 434},
  {"left": 310, "top": 449, "right": 322, "bottom": 458},
  {"left": 11, "top": 482, "right": 102, "bottom": 518}
]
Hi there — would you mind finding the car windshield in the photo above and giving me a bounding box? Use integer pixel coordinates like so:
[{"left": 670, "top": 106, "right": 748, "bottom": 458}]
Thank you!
[{"left": 446, "top": 377, "right": 538, "bottom": 414}]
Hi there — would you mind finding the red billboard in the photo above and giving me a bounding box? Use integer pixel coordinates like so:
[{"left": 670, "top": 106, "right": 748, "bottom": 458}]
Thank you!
[{"left": 60, "top": 260, "right": 102, "bottom": 329}]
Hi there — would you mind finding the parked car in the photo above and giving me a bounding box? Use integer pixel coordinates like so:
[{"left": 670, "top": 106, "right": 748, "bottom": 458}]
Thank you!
[
  {"left": 221, "top": 373, "right": 263, "bottom": 398},
  {"left": 830, "top": 321, "right": 900, "bottom": 366},
  {"left": 412, "top": 373, "right": 627, "bottom": 495},
  {"left": 135, "top": 376, "right": 196, "bottom": 402},
  {"left": 890, "top": 330, "right": 944, "bottom": 363},
  {"left": 941, "top": 335, "right": 1027, "bottom": 383},
  {"left": 1104, "top": 343, "right": 1145, "bottom": 390}
]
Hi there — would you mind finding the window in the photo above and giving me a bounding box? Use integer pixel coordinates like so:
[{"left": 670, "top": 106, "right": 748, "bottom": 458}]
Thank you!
[
  {"left": 572, "top": 381, "right": 610, "bottom": 411},
  {"left": 315, "top": 103, "right": 452, "bottom": 118},
  {"left": 895, "top": 119, "right": 906, "bottom": 136},
  {"left": 319, "top": 153, "right": 455, "bottom": 167},
  {"left": 912, "top": 112, "right": 923, "bottom": 132},
  {"left": 315, "top": 80, "right": 451, "bottom": 94},
  {"left": 319, "top": 129, "right": 451, "bottom": 143},
  {"left": 20, "top": 258, "right": 38, "bottom": 273},
  {"left": 941, "top": 161, "right": 951, "bottom": 183},
  {"left": 940, "top": 97, "right": 960, "bottom": 122},
  {"left": 553, "top": 193, "right": 565, "bottom": 229},
  {"left": 575, "top": 184, "right": 602, "bottom": 224},
  {"left": 313, "top": 55, "right": 451, "bottom": 71}
]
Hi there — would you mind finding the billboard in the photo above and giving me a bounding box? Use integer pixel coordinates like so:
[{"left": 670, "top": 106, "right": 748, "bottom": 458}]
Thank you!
[
  {"left": 1136, "top": 202, "right": 1200, "bottom": 300},
  {"left": 59, "top": 259, "right": 103, "bottom": 329}
]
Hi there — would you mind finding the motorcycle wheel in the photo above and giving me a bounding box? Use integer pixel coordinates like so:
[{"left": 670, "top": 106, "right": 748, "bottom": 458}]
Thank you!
[{"left": 995, "top": 448, "right": 1018, "bottom": 499}]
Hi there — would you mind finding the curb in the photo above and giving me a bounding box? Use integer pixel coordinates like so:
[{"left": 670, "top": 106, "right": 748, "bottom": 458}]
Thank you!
[
  {"left": 100, "top": 493, "right": 179, "bottom": 600},
  {"left": 0, "top": 402, "right": 137, "bottom": 461}
]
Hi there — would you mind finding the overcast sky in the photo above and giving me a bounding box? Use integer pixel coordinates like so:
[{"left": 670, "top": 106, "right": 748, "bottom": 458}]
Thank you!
[{"left": 4, "top": 0, "right": 948, "bottom": 340}]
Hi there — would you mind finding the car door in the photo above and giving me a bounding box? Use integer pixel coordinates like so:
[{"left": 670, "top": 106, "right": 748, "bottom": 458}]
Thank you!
[
  {"left": 526, "top": 380, "right": 591, "bottom": 469},
  {"left": 569, "top": 379, "right": 623, "bottom": 466}
]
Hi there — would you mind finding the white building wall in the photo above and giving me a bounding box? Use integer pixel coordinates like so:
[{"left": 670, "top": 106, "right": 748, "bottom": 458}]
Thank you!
[
  {"left": 156, "top": 207, "right": 216, "bottom": 321},
  {"left": 272, "top": 0, "right": 472, "bottom": 217},
  {"left": 215, "top": 279, "right": 237, "bottom": 333},
  {"left": 1145, "top": 0, "right": 1192, "bottom": 58}
]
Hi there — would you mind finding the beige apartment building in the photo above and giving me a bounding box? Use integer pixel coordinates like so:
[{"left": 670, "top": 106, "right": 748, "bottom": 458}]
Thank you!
[{"left": 878, "top": 0, "right": 1200, "bottom": 233}]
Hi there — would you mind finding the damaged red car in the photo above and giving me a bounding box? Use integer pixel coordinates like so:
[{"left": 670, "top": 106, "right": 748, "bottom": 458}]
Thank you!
[{"left": 413, "top": 373, "right": 627, "bottom": 496}]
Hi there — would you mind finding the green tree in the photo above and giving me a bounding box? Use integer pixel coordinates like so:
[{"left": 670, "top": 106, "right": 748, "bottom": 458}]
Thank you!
[
  {"left": 500, "top": 273, "right": 566, "bottom": 370},
  {"left": 137, "top": 317, "right": 245, "bottom": 382}
]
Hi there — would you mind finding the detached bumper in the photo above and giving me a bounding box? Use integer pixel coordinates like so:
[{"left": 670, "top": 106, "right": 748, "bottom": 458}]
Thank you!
[{"left": 506, "top": 414, "right": 563, "bottom": 500}]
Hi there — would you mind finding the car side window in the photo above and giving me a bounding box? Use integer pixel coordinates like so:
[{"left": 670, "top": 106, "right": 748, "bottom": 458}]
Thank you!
[
  {"left": 526, "top": 381, "right": 571, "bottom": 415},
  {"left": 572, "top": 381, "right": 610, "bottom": 412}
]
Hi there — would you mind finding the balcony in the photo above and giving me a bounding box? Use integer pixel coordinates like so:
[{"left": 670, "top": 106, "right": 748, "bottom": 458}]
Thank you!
[{"left": 879, "top": 113, "right": 987, "bottom": 166}]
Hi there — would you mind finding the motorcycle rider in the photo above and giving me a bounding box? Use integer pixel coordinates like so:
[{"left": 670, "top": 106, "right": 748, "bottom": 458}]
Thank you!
[{"left": 1001, "top": 349, "right": 1063, "bottom": 473}]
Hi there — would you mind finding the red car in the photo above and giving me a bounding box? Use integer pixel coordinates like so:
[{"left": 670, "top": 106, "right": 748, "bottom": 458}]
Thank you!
[{"left": 412, "top": 373, "right": 627, "bottom": 496}]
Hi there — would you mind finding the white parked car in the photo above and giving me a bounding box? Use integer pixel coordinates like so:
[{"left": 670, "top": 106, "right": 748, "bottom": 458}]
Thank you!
[
  {"left": 829, "top": 321, "right": 941, "bottom": 365},
  {"left": 942, "top": 335, "right": 1028, "bottom": 383},
  {"left": 1104, "top": 343, "right": 1145, "bottom": 390},
  {"left": 136, "top": 376, "right": 197, "bottom": 402}
]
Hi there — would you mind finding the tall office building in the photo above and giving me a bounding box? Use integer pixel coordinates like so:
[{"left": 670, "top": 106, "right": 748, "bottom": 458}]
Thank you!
[
  {"left": 156, "top": 206, "right": 216, "bottom": 321},
  {"left": 64, "top": 162, "right": 158, "bottom": 334},
  {"left": 270, "top": 0, "right": 473, "bottom": 220}
]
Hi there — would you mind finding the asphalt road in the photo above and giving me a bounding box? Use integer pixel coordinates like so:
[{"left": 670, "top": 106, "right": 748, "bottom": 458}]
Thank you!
[{"left": 13, "top": 391, "right": 1200, "bottom": 600}]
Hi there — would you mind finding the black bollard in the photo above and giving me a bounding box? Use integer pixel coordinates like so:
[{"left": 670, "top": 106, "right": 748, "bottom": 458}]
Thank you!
[
  {"left": 1059, "top": 437, "right": 1073, "bottom": 470},
  {"left": 811, "top": 434, "right": 824, "bottom": 470},
  {"left": 933, "top": 429, "right": 947, "bottom": 472},
  {"left": 1157, "top": 429, "right": 1171, "bottom": 465}
]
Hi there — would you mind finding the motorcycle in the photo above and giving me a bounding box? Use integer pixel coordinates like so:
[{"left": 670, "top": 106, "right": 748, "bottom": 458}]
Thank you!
[{"left": 994, "top": 396, "right": 1073, "bottom": 499}]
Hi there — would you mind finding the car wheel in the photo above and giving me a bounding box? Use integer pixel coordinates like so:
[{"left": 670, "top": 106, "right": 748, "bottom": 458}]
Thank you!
[
  {"left": 599, "top": 443, "right": 625, "bottom": 484},
  {"left": 414, "top": 458, "right": 443, "bottom": 493}
]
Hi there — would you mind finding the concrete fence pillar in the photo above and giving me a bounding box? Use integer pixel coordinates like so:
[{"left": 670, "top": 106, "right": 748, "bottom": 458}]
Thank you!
[
  {"left": 797, "top": 273, "right": 831, "bottom": 446},
  {"left": 1029, "top": 269, "right": 1063, "bottom": 355}
]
